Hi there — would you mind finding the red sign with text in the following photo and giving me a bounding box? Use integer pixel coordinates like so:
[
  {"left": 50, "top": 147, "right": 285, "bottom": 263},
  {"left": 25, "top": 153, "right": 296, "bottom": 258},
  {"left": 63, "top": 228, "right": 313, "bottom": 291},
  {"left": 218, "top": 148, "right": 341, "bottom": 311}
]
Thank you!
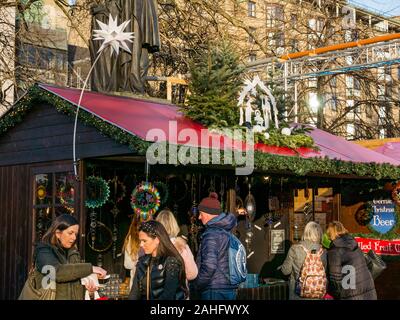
[{"left": 355, "top": 237, "right": 400, "bottom": 256}]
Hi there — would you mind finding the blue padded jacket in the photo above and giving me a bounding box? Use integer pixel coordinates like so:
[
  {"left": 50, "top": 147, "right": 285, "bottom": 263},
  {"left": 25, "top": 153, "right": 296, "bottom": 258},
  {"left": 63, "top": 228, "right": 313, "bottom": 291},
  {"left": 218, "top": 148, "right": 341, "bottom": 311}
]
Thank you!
[{"left": 195, "top": 212, "right": 238, "bottom": 291}]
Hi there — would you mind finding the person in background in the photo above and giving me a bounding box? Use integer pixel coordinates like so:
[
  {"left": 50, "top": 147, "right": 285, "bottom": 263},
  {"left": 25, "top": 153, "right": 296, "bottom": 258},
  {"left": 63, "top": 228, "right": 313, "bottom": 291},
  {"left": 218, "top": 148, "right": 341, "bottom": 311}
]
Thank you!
[
  {"left": 281, "top": 221, "right": 327, "bottom": 300},
  {"left": 156, "top": 209, "right": 198, "bottom": 281},
  {"left": 123, "top": 216, "right": 143, "bottom": 290},
  {"left": 128, "top": 220, "right": 187, "bottom": 300},
  {"left": 326, "top": 221, "right": 377, "bottom": 300},
  {"left": 196, "top": 192, "right": 238, "bottom": 300},
  {"left": 30, "top": 214, "right": 107, "bottom": 300}
]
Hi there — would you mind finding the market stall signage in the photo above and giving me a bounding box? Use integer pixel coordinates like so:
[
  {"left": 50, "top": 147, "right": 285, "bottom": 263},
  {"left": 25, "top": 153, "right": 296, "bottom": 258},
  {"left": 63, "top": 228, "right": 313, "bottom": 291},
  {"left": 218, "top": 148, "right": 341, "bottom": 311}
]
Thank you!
[
  {"left": 355, "top": 237, "right": 400, "bottom": 256},
  {"left": 369, "top": 200, "right": 397, "bottom": 234}
]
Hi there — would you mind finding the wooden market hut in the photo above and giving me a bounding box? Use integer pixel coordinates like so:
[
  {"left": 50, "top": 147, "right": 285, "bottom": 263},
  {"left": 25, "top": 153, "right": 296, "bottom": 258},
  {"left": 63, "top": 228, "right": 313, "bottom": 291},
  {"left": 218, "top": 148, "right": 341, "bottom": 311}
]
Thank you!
[{"left": 1, "top": 83, "right": 400, "bottom": 300}]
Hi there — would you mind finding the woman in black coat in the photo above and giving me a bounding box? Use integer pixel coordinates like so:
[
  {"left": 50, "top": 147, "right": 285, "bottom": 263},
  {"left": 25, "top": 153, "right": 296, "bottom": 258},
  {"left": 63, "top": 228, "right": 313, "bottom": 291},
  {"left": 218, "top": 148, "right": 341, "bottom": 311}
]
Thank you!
[
  {"left": 326, "top": 221, "right": 377, "bottom": 300},
  {"left": 128, "top": 220, "right": 187, "bottom": 300}
]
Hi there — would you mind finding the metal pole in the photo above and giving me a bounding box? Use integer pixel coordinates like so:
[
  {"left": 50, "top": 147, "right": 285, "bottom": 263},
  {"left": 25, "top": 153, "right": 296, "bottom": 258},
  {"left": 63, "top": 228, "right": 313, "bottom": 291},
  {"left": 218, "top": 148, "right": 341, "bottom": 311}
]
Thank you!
[{"left": 294, "top": 81, "right": 298, "bottom": 123}]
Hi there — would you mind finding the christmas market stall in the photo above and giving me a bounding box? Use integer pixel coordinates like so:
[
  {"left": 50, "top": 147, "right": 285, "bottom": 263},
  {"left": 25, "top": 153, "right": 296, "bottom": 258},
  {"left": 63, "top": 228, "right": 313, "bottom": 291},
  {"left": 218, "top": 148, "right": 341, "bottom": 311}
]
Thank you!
[{"left": 1, "top": 82, "right": 400, "bottom": 300}]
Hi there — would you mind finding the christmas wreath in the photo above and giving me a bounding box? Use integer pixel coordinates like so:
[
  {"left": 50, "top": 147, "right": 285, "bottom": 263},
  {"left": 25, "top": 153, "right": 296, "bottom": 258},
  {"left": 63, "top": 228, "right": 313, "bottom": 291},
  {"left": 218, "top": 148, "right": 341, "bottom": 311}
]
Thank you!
[
  {"left": 85, "top": 176, "right": 110, "bottom": 209},
  {"left": 392, "top": 182, "right": 400, "bottom": 206},
  {"left": 355, "top": 202, "right": 373, "bottom": 226},
  {"left": 131, "top": 182, "right": 160, "bottom": 221}
]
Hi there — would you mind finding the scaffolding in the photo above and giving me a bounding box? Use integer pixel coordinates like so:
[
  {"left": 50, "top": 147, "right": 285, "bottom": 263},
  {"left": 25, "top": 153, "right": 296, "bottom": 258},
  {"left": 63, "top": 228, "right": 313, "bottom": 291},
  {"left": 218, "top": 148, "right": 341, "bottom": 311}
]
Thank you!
[{"left": 246, "top": 33, "right": 400, "bottom": 122}]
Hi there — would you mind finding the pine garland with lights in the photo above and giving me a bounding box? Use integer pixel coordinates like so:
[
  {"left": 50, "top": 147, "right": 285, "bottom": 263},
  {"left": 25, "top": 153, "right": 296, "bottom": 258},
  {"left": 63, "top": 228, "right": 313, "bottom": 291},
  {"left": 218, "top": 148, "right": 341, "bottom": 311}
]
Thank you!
[{"left": 2, "top": 84, "right": 400, "bottom": 180}]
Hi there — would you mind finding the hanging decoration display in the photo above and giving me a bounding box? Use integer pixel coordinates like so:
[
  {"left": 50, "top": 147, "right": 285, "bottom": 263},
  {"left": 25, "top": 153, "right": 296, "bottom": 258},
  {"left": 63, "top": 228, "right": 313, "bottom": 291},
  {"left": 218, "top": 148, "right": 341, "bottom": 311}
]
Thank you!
[
  {"left": 130, "top": 182, "right": 161, "bottom": 222},
  {"left": 108, "top": 176, "right": 126, "bottom": 206},
  {"left": 108, "top": 176, "right": 126, "bottom": 259},
  {"left": 392, "top": 182, "right": 400, "bottom": 206},
  {"left": 244, "top": 184, "right": 256, "bottom": 222},
  {"left": 87, "top": 221, "right": 113, "bottom": 253},
  {"left": 59, "top": 185, "right": 75, "bottom": 214},
  {"left": 85, "top": 176, "right": 110, "bottom": 209}
]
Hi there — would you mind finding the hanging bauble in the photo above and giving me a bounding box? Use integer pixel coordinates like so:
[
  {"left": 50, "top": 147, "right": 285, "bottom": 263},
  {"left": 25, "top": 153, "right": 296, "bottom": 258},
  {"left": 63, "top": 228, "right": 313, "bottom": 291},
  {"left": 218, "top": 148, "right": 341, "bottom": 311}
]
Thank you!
[
  {"left": 130, "top": 182, "right": 160, "bottom": 222},
  {"left": 354, "top": 203, "right": 373, "bottom": 226},
  {"left": 108, "top": 176, "right": 127, "bottom": 205},
  {"left": 392, "top": 182, "right": 400, "bottom": 206},
  {"left": 59, "top": 185, "right": 75, "bottom": 214},
  {"left": 85, "top": 176, "right": 110, "bottom": 209},
  {"left": 154, "top": 181, "right": 169, "bottom": 207},
  {"left": 244, "top": 192, "right": 256, "bottom": 222}
]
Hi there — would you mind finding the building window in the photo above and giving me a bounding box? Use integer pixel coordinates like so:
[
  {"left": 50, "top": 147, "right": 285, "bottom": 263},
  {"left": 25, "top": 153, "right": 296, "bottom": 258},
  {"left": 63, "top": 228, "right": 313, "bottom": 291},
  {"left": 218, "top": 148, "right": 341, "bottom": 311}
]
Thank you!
[
  {"left": 248, "top": 27, "right": 256, "bottom": 44},
  {"left": 290, "top": 14, "right": 297, "bottom": 28},
  {"left": 326, "top": 94, "right": 338, "bottom": 112},
  {"left": 248, "top": 1, "right": 256, "bottom": 17},
  {"left": 266, "top": 5, "right": 283, "bottom": 28},
  {"left": 346, "top": 123, "right": 355, "bottom": 139}
]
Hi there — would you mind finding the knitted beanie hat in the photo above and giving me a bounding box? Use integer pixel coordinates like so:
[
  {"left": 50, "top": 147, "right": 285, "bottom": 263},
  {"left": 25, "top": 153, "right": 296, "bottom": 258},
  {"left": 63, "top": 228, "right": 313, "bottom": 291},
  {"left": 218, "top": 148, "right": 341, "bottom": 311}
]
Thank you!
[{"left": 198, "top": 192, "right": 222, "bottom": 215}]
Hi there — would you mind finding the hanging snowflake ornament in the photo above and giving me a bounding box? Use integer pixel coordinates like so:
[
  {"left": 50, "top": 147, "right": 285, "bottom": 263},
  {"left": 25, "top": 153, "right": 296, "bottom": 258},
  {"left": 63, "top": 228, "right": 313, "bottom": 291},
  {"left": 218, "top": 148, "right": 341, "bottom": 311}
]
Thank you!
[{"left": 93, "top": 15, "right": 134, "bottom": 56}]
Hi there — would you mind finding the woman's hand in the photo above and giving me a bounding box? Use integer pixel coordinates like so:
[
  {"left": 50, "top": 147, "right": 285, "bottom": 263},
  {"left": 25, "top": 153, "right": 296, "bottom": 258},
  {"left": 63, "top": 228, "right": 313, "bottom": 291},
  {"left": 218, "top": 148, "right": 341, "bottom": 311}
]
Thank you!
[
  {"left": 85, "top": 278, "right": 98, "bottom": 293},
  {"left": 92, "top": 266, "right": 107, "bottom": 279}
]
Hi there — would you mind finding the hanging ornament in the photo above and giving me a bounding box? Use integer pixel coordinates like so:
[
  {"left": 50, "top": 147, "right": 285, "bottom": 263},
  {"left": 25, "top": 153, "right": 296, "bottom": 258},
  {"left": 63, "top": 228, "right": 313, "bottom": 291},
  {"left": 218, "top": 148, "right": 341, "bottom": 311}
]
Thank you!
[
  {"left": 130, "top": 182, "right": 160, "bottom": 222},
  {"left": 108, "top": 176, "right": 126, "bottom": 205},
  {"left": 108, "top": 175, "right": 126, "bottom": 259},
  {"left": 392, "top": 182, "right": 400, "bottom": 206},
  {"left": 355, "top": 203, "right": 373, "bottom": 226},
  {"left": 244, "top": 184, "right": 256, "bottom": 222},
  {"left": 59, "top": 184, "right": 75, "bottom": 214},
  {"left": 220, "top": 178, "right": 225, "bottom": 211},
  {"left": 37, "top": 185, "right": 46, "bottom": 201},
  {"left": 89, "top": 210, "right": 97, "bottom": 249},
  {"left": 87, "top": 221, "right": 113, "bottom": 253},
  {"left": 85, "top": 176, "right": 110, "bottom": 209}
]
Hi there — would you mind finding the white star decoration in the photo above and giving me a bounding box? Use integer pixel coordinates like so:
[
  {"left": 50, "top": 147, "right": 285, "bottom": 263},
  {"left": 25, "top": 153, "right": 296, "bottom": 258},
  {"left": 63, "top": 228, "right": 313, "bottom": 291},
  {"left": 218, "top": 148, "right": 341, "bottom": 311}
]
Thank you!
[{"left": 93, "top": 14, "right": 134, "bottom": 56}]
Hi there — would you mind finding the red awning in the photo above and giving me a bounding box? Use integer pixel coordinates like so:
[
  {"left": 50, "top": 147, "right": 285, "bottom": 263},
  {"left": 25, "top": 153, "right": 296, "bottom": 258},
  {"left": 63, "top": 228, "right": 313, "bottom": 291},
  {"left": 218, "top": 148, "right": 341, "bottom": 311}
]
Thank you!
[{"left": 39, "top": 84, "right": 400, "bottom": 166}]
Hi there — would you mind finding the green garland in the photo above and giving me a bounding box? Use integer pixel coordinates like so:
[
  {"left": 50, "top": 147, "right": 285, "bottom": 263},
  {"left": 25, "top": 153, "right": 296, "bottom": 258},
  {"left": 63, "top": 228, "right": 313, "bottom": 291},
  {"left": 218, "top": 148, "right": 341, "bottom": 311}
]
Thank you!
[
  {"left": 85, "top": 176, "right": 110, "bottom": 209},
  {"left": 3, "top": 84, "right": 400, "bottom": 180}
]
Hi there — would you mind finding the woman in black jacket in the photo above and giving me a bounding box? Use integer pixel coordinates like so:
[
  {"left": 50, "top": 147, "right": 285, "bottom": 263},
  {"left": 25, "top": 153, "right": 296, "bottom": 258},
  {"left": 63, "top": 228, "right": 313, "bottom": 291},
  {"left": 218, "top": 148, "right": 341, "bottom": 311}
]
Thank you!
[
  {"left": 128, "top": 220, "right": 187, "bottom": 300},
  {"left": 326, "top": 221, "right": 377, "bottom": 300}
]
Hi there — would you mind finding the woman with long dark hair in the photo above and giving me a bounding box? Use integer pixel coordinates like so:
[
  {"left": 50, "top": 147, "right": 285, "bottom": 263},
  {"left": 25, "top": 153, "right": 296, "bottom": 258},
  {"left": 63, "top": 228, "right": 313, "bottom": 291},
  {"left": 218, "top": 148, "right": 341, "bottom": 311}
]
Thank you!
[
  {"left": 128, "top": 220, "right": 188, "bottom": 300},
  {"left": 30, "top": 214, "right": 107, "bottom": 300}
]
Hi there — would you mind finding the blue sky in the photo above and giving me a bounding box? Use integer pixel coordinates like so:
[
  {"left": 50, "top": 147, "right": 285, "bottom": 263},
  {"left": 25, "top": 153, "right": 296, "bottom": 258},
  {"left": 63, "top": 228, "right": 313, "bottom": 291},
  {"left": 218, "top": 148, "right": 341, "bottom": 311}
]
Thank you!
[{"left": 349, "top": 0, "right": 400, "bottom": 17}]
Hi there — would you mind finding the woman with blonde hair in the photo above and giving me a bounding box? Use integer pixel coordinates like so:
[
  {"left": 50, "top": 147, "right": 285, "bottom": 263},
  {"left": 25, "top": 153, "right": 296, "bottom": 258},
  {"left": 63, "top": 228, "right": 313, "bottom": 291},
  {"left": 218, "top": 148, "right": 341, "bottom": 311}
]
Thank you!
[
  {"left": 281, "top": 221, "right": 327, "bottom": 300},
  {"left": 326, "top": 221, "right": 376, "bottom": 300},
  {"left": 123, "top": 216, "right": 142, "bottom": 289},
  {"left": 156, "top": 209, "right": 198, "bottom": 281}
]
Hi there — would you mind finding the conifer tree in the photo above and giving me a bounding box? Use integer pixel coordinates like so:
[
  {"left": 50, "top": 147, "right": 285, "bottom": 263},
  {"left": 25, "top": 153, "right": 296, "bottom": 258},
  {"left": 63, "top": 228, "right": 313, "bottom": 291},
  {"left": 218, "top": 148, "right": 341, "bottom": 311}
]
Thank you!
[{"left": 182, "top": 42, "right": 244, "bottom": 128}]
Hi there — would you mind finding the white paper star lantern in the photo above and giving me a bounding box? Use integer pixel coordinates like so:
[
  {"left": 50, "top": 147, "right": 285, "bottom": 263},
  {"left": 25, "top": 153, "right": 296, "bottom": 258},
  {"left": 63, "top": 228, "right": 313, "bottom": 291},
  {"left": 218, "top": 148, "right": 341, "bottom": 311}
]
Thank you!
[{"left": 93, "top": 14, "right": 134, "bottom": 56}]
